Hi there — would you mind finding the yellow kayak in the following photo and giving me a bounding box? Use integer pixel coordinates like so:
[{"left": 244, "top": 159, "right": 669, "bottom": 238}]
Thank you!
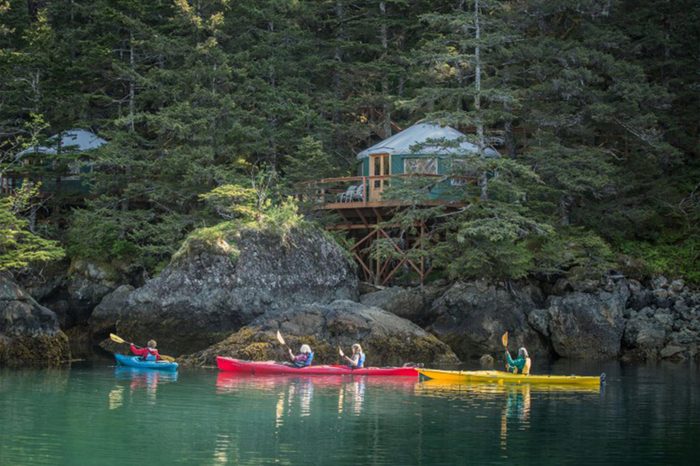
[
  {"left": 417, "top": 369, "right": 604, "bottom": 387},
  {"left": 416, "top": 379, "right": 600, "bottom": 395}
]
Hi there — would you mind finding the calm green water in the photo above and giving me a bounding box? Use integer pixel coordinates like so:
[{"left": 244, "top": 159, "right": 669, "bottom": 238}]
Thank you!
[{"left": 1, "top": 360, "right": 698, "bottom": 465}]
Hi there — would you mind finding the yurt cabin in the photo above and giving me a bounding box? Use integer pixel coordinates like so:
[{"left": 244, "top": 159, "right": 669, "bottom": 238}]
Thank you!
[{"left": 0, "top": 128, "right": 106, "bottom": 195}]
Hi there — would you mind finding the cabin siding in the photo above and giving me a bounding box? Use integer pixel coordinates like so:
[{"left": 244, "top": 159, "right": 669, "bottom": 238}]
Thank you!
[{"left": 362, "top": 152, "right": 458, "bottom": 177}]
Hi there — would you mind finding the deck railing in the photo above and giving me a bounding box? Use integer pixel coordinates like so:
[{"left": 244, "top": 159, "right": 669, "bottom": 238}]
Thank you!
[
  {"left": 298, "top": 174, "right": 475, "bottom": 208},
  {"left": 298, "top": 174, "right": 449, "bottom": 207}
]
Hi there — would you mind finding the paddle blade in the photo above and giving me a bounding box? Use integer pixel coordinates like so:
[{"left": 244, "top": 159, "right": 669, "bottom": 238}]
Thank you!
[
  {"left": 276, "top": 330, "right": 286, "bottom": 346},
  {"left": 501, "top": 332, "right": 508, "bottom": 347},
  {"left": 160, "top": 354, "right": 176, "bottom": 362},
  {"left": 338, "top": 347, "right": 345, "bottom": 358},
  {"left": 110, "top": 333, "right": 126, "bottom": 344}
]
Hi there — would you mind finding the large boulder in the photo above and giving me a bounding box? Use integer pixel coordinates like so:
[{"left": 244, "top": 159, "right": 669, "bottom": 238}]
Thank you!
[
  {"left": 0, "top": 275, "right": 70, "bottom": 367},
  {"left": 181, "top": 300, "right": 459, "bottom": 367},
  {"left": 359, "top": 285, "right": 446, "bottom": 326},
  {"left": 427, "top": 280, "right": 548, "bottom": 360},
  {"left": 543, "top": 282, "right": 629, "bottom": 359},
  {"left": 90, "top": 226, "right": 358, "bottom": 355}
]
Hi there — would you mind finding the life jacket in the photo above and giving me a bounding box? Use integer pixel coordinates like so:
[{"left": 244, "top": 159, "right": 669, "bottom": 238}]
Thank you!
[
  {"left": 357, "top": 353, "right": 365, "bottom": 368},
  {"left": 143, "top": 348, "right": 158, "bottom": 362},
  {"left": 294, "top": 352, "right": 314, "bottom": 368}
]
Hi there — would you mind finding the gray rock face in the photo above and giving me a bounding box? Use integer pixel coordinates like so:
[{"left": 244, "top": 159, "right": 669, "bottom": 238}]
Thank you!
[
  {"left": 620, "top": 276, "right": 700, "bottom": 361},
  {"left": 427, "top": 281, "right": 547, "bottom": 360},
  {"left": 359, "top": 285, "right": 446, "bottom": 325},
  {"left": 182, "top": 299, "right": 459, "bottom": 367},
  {"left": 91, "top": 226, "right": 359, "bottom": 355},
  {"left": 544, "top": 283, "right": 629, "bottom": 359},
  {"left": 17, "top": 260, "right": 131, "bottom": 328},
  {"left": 63, "top": 260, "right": 121, "bottom": 325},
  {"left": 623, "top": 314, "right": 666, "bottom": 359},
  {"left": 0, "top": 275, "right": 70, "bottom": 366}
]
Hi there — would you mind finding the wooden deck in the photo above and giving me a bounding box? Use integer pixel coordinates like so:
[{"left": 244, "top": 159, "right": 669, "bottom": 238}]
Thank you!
[{"left": 299, "top": 175, "right": 464, "bottom": 285}]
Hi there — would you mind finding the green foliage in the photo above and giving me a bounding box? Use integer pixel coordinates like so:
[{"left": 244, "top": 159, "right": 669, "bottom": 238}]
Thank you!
[
  {"left": 619, "top": 237, "right": 700, "bottom": 285},
  {"left": 67, "top": 202, "right": 190, "bottom": 272},
  {"left": 174, "top": 192, "right": 303, "bottom": 262},
  {"left": 433, "top": 202, "right": 553, "bottom": 281},
  {"left": 171, "top": 221, "right": 241, "bottom": 264},
  {"left": 1, "top": 0, "right": 699, "bottom": 283},
  {"left": 530, "top": 227, "right": 615, "bottom": 281},
  {"left": 200, "top": 184, "right": 262, "bottom": 222},
  {"left": 0, "top": 187, "right": 64, "bottom": 271},
  {"left": 284, "top": 136, "right": 341, "bottom": 189}
]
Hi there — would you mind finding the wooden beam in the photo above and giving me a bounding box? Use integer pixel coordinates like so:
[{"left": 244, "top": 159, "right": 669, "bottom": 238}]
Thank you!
[
  {"left": 354, "top": 207, "right": 370, "bottom": 228},
  {"left": 353, "top": 252, "right": 373, "bottom": 278},
  {"left": 351, "top": 229, "right": 377, "bottom": 252}
]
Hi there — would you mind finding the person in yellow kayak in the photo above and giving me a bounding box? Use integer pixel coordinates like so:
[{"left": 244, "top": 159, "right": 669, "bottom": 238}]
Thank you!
[{"left": 505, "top": 347, "right": 531, "bottom": 375}]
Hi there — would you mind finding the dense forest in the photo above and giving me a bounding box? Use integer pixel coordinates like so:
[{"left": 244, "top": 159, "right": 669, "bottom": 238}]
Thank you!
[{"left": 1, "top": 0, "right": 698, "bottom": 284}]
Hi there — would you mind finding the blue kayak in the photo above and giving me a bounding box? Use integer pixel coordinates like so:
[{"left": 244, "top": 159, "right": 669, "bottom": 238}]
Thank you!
[{"left": 114, "top": 353, "right": 178, "bottom": 372}]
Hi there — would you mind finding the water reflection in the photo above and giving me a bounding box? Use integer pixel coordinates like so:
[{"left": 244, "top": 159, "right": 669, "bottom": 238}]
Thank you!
[
  {"left": 3, "top": 362, "right": 699, "bottom": 465},
  {"left": 216, "top": 373, "right": 415, "bottom": 425},
  {"left": 109, "top": 367, "right": 178, "bottom": 408},
  {"left": 415, "top": 380, "right": 600, "bottom": 451},
  {"left": 339, "top": 379, "right": 366, "bottom": 415}
]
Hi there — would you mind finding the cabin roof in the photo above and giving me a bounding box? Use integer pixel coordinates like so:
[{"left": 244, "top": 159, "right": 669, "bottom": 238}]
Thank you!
[
  {"left": 16, "top": 128, "right": 107, "bottom": 158},
  {"left": 356, "top": 122, "right": 499, "bottom": 160}
]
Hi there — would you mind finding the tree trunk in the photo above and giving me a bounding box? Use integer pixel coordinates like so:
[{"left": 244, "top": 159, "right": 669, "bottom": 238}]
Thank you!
[
  {"left": 333, "top": 0, "right": 344, "bottom": 125},
  {"left": 128, "top": 31, "right": 135, "bottom": 133},
  {"left": 559, "top": 195, "right": 572, "bottom": 226},
  {"left": 473, "top": 0, "right": 488, "bottom": 201},
  {"left": 380, "top": 1, "right": 391, "bottom": 139},
  {"left": 504, "top": 103, "right": 516, "bottom": 157}
]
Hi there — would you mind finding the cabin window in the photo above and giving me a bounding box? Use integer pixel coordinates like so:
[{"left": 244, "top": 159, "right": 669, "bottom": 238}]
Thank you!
[{"left": 403, "top": 157, "right": 437, "bottom": 175}]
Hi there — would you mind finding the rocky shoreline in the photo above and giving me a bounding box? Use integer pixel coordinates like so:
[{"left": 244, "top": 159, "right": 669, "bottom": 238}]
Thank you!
[{"left": 1, "top": 224, "right": 699, "bottom": 367}]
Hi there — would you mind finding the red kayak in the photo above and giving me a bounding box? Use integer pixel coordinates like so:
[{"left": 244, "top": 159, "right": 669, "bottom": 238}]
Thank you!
[{"left": 216, "top": 356, "right": 418, "bottom": 377}]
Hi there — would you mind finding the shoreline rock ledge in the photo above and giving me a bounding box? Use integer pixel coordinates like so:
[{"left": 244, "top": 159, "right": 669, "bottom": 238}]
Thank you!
[
  {"left": 0, "top": 275, "right": 70, "bottom": 367},
  {"left": 90, "top": 226, "right": 359, "bottom": 355},
  {"left": 181, "top": 299, "right": 459, "bottom": 367}
]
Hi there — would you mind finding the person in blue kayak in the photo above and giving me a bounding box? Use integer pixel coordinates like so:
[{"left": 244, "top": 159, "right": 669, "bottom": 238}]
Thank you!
[
  {"left": 288, "top": 344, "right": 314, "bottom": 368},
  {"left": 130, "top": 339, "right": 161, "bottom": 361},
  {"left": 505, "top": 347, "right": 531, "bottom": 375},
  {"left": 342, "top": 343, "right": 365, "bottom": 368}
]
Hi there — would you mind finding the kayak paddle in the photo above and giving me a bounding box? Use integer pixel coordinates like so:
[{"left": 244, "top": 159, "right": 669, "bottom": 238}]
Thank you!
[
  {"left": 501, "top": 331, "right": 508, "bottom": 348},
  {"left": 276, "top": 330, "right": 292, "bottom": 354},
  {"left": 338, "top": 347, "right": 345, "bottom": 358},
  {"left": 109, "top": 333, "right": 176, "bottom": 362}
]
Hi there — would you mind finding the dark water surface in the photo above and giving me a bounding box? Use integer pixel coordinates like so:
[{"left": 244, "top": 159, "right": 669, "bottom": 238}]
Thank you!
[{"left": 1, "top": 360, "right": 698, "bottom": 465}]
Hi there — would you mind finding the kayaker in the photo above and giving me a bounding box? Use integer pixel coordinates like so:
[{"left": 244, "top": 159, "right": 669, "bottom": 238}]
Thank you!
[
  {"left": 288, "top": 344, "right": 314, "bottom": 368},
  {"left": 130, "top": 339, "right": 160, "bottom": 361},
  {"left": 342, "top": 343, "right": 365, "bottom": 368},
  {"left": 505, "top": 347, "right": 531, "bottom": 375}
]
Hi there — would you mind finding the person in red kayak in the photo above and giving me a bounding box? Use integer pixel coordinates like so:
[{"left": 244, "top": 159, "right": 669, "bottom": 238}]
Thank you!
[
  {"left": 342, "top": 343, "right": 365, "bottom": 368},
  {"left": 288, "top": 344, "right": 314, "bottom": 368},
  {"left": 130, "top": 339, "right": 160, "bottom": 362}
]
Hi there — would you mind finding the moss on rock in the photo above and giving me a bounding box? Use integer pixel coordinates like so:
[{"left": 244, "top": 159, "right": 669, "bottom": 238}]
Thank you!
[
  {"left": 0, "top": 331, "right": 70, "bottom": 367},
  {"left": 181, "top": 300, "right": 459, "bottom": 367}
]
